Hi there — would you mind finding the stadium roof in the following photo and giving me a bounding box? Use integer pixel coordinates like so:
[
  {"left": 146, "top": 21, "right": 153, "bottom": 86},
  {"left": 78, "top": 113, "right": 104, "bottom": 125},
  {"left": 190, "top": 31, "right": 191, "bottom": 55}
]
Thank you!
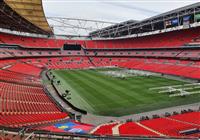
[
  {"left": 0, "top": 0, "right": 52, "bottom": 35},
  {"left": 141, "top": 2, "right": 200, "bottom": 23},
  {"left": 90, "top": 2, "right": 200, "bottom": 38}
]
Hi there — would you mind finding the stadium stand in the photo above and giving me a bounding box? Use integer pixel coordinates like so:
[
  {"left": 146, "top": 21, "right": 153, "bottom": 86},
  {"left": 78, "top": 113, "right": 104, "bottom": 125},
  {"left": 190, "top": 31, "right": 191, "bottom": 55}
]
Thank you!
[
  {"left": 117, "top": 58, "right": 200, "bottom": 79},
  {"left": 1, "top": 27, "right": 200, "bottom": 49},
  {"left": 0, "top": 38, "right": 200, "bottom": 138},
  {"left": 169, "top": 112, "right": 200, "bottom": 125},
  {"left": 86, "top": 27, "right": 200, "bottom": 49},
  {"left": 0, "top": 69, "right": 41, "bottom": 86},
  {"left": 0, "top": 113, "right": 67, "bottom": 127},
  {"left": 0, "top": 80, "right": 68, "bottom": 127},
  {"left": 7, "top": 63, "right": 43, "bottom": 77},
  {"left": 118, "top": 122, "right": 159, "bottom": 136},
  {"left": 91, "top": 112, "right": 200, "bottom": 138},
  {"left": 140, "top": 117, "right": 198, "bottom": 137},
  {"left": 92, "top": 122, "right": 119, "bottom": 135},
  {"left": 0, "top": 33, "right": 87, "bottom": 49},
  {"left": 0, "top": 1, "right": 200, "bottom": 139},
  {"left": 0, "top": 33, "right": 60, "bottom": 48}
]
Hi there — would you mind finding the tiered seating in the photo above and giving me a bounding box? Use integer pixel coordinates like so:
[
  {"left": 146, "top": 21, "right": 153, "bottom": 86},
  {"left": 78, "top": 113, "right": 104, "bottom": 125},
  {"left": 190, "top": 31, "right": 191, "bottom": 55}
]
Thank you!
[
  {"left": 3, "top": 56, "right": 200, "bottom": 80},
  {"left": 7, "top": 63, "right": 43, "bottom": 77},
  {"left": 44, "top": 57, "right": 93, "bottom": 69},
  {"left": 2, "top": 47, "right": 200, "bottom": 61},
  {"left": 1, "top": 49, "right": 85, "bottom": 58},
  {"left": 118, "top": 122, "right": 158, "bottom": 136},
  {"left": 140, "top": 118, "right": 199, "bottom": 137},
  {"left": 1, "top": 26, "right": 200, "bottom": 49},
  {"left": 0, "top": 60, "right": 15, "bottom": 69},
  {"left": 0, "top": 58, "right": 69, "bottom": 128},
  {"left": 45, "top": 61, "right": 93, "bottom": 69},
  {"left": 0, "top": 33, "right": 86, "bottom": 49},
  {"left": 0, "top": 33, "right": 61, "bottom": 48},
  {"left": 18, "top": 57, "right": 94, "bottom": 70},
  {"left": 187, "top": 37, "right": 200, "bottom": 46},
  {"left": 0, "top": 113, "right": 67, "bottom": 127},
  {"left": 0, "top": 69, "right": 41, "bottom": 86},
  {"left": 89, "top": 57, "right": 200, "bottom": 80},
  {"left": 93, "top": 123, "right": 118, "bottom": 135},
  {"left": 86, "top": 27, "right": 200, "bottom": 49},
  {"left": 91, "top": 57, "right": 111, "bottom": 67},
  {"left": 0, "top": 82, "right": 60, "bottom": 114},
  {"left": 169, "top": 112, "right": 200, "bottom": 125},
  {"left": 92, "top": 112, "right": 200, "bottom": 138},
  {"left": 177, "top": 49, "right": 200, "bottom": 59},
  {"left": 0, "top": 81, "right": 68, "bottom": 127},
  {"left": 1, "top": 28, "right": 200, "bottom": 136},
  {"left": 0, "top": 49, "right": 13, "bottom": 58},
  {"left": 118, "top": 58, "right": 200, "bottom": 79}
]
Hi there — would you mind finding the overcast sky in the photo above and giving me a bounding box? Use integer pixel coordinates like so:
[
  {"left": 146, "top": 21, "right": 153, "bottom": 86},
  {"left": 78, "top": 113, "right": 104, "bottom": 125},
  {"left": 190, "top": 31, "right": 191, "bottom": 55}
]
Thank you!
[{"left": 42, "top": 0, "right": 200, "bottom": 35}]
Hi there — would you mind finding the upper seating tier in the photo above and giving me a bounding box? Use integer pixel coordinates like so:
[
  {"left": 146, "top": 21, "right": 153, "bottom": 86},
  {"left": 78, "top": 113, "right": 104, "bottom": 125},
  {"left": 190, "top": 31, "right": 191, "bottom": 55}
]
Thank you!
[{"left": 1, "top": 26, "right": 200, "bottom": 49}]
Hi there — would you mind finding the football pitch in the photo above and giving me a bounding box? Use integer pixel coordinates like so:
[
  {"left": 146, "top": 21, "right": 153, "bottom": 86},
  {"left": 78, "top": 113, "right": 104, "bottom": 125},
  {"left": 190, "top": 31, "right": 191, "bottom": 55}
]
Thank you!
[{"left": 49, "top": 68, "right": 200, "bottom": 117}]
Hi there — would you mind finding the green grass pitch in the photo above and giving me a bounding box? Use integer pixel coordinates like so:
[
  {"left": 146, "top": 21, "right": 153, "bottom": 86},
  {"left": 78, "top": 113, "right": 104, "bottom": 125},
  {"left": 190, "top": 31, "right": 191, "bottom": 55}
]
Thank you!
[{"left": 49, "top": 69, "right": 200, "bottom": 117}]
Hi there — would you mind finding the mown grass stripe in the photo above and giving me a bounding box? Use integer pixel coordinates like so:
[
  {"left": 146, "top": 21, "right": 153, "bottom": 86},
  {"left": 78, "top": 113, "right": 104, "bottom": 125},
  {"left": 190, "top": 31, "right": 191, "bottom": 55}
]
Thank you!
[{"left": 51, "top": 69, "right": 200, "bottom": 117}]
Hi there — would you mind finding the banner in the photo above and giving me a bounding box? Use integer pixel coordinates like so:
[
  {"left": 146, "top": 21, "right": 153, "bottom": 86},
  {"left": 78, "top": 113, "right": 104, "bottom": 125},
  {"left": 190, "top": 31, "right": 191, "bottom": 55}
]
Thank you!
[
  {"left": 54, "top": 121, "right": 93, "bottom": 134},
  {"left": 165, "top": 20, "right": 172, "bottom": 27},
  {"left": 171, "top": 18, "right": 179, "bottom": 25},
  {"left": 194, "top": 13, "right": 200, "bottom": 21},
  {"left": 183, "top": 15, "right": 191, "bottom": 21},
  {"left": 38, "top": 121, "right": 94, "bottom": 134},
  {"left": 183, "top": 15, "right": 191, "bottom": 25}
]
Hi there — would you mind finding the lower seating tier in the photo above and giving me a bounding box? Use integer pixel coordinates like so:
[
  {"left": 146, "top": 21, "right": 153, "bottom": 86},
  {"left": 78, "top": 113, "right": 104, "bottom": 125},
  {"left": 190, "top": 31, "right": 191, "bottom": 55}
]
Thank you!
[
  {"left": 118, "top": 122, "right": 159, "bottom": 136},
  {"left": 0, "top": 113, "right": 68, "bottom": 127},
  {"left": 92, "top": 112, "right": 200, "bottom": 138},
  {"left": 0, "top": 81, "right": 68, "bottom": 127}
]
